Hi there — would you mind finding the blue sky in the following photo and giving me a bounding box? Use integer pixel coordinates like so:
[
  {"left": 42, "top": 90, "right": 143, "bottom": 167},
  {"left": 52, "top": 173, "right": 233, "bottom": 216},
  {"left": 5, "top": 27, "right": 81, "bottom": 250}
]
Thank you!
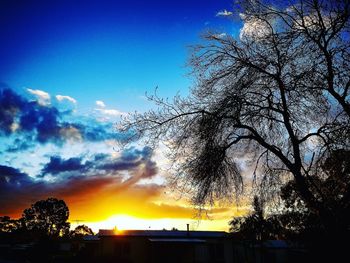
[
  {"left": 0, "top": 0, "right": 246, "bottom": 230},
  {"left": 1, "top": 0, "right": 238, "bottom": 112}
]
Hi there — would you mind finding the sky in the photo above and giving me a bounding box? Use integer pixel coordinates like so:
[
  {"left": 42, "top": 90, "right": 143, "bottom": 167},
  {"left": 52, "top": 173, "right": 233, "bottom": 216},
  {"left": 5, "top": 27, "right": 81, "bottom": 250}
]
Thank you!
[{"left": 0, "top": 0, "right": 248, "bottom": 232}]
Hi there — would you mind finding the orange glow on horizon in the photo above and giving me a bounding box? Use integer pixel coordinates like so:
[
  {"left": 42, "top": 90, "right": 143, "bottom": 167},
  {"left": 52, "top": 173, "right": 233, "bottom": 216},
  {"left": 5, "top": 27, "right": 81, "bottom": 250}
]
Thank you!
[
  {"left": 68, "top": 214, "right": 245, "bottom": 234},
  {"left": 113, "top": 226, "right": 124, "bottom": 235}
]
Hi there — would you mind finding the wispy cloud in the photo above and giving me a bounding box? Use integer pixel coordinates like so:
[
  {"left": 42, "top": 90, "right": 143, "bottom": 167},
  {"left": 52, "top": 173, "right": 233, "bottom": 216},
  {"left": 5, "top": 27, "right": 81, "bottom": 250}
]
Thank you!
[
  {"left": 56, "top": 94, "right": 77, "bottom": 104},
  {"left": 216, "top": 10, "right": 233, "bottom": 17},
  {"left": 26, "top": 88, "right": 51, "bottom": 106}
]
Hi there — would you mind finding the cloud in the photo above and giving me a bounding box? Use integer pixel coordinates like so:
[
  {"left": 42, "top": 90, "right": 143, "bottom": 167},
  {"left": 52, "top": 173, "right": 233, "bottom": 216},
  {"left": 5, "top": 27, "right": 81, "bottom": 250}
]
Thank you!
[
  {"left": 56, "top": 95, "right": 77, "bottom": 104},
  {"left": 27, "top": 88, "right": 51, "bottom": 106},
  {"left": 41, "top": 156, "right": 87, "bottom": 175},
  {"left": 59, "top": 125, "right": 82, "bottom": 142},
  {"left": 239, "top": 17, "right": 272, "bottom": 40},
  {"left": 94, "top": 100, "right": 126, "bottom": 117},
  {"left": 0, "top": 88, "right": 25, "bottom": 134},
  {"left": 0, "top": 87, "right": 121, "bottom": 147},
  {"left": 39, "top": 146, "right": 157, "bottom": 179},
  {"left": 0, "top": 165, "right": 32, "bottom": 186},
  {"left": 96, "top": 100, "right": 106, "bottom": 108},
  {"left": 102, "top": 147, "right": 157, "bottom": 178},
  {"left": 216, "top": 10, "right": 233, "bottom": 17},
  {"left": 95, "top": 108, "right": 126, "bottom": 117},
  {"left": 74, "top": 121, "right": 120, "bottom": 142},
  {"left": 27, "top": 108, "right": 61, "bottom": 143},
  {"left": 0, "top": 87, "right": 62, "bottom": 143},
  {"left": 6, "top": 137, "right": 34, "bottom": 153},
  {"left": 0, "top": 165, "right": 41, "bottom": 214}
]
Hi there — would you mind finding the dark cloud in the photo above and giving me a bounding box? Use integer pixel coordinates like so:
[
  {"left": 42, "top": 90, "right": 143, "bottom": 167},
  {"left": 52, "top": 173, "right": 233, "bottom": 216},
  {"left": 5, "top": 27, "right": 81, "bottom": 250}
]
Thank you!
[
  {"left": 0, "top": 87, "right": 123, "bottom": 149},
  {"left": 0, "top": 87, "right": 25, "bottom": 134},
  {"left": 42, "top": 156, "right": 87, "bottom": 175},
  {"left": 141, "top": 160, "right": 158, "bottom": 179},
  {"left": 0, "top": 165, "right": 33, "bottom": 187},
  {"left": 93, "top": 153, "right": 109, "bottom": 161},
  {"left": 40, "top": 147, "right": 158, "bottom": 179},
  {"left": 0, "top": 86, "right": 62, "bottom": 143},
  {"left": 21, "top": 103, "right": 61, "bottom": 143},
  {"left": 121, "top": 146, "right": 152, "bottom": 162},
  {"left": 97, "top": 147, "right": 156, "bottom": 176},
  {"left": 0, "top": 165, "right": 43, "bottom": 215},
  {"left": 79, "top": 122, "right": 117, "bottom": 142}
]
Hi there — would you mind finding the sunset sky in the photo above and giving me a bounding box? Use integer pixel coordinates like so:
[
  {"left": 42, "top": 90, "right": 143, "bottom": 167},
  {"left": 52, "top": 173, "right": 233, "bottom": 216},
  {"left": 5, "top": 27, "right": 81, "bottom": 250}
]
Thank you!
[{"left": 0, "top": 0, "right": 249, "bottom": 232}]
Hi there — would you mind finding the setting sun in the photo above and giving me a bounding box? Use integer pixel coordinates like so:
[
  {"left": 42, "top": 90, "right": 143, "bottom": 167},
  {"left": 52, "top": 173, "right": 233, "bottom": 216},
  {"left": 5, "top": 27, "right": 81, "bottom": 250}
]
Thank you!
[
  {"left": 106, "top": 215, "right": 150, "bottom": 230},
  {"left": 80, "top": 215, "right": 190, "bottom": 233}
]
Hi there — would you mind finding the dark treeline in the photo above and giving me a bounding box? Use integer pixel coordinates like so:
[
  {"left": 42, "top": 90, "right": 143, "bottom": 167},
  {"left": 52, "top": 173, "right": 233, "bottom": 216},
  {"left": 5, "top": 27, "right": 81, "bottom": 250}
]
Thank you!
[{"left": 0, "top": 197, "right": 93, "bottom": 262}]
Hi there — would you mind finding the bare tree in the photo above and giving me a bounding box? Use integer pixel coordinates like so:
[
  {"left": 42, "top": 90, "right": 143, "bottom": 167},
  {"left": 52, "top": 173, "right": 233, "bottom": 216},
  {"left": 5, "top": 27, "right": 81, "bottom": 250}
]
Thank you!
[{"left": 120, "top": 0, "right": 350, "bottom": 229}]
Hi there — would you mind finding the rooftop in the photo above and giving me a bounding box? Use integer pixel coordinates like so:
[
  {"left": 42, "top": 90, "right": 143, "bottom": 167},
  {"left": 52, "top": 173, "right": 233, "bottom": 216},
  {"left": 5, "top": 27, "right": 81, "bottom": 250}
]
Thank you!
[{"left": 98, "top": 229, "right": 228, "bottom": 238}]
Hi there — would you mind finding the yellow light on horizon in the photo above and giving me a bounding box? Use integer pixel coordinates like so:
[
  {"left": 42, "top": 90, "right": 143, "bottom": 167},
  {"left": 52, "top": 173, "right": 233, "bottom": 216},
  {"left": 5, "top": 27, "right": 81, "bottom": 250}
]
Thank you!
[
  {"left": 107, "top": 215, "right": 160, "bottom": 230},
  {"left": 77, "top": 214, "right": 230, "bottom": 234}
]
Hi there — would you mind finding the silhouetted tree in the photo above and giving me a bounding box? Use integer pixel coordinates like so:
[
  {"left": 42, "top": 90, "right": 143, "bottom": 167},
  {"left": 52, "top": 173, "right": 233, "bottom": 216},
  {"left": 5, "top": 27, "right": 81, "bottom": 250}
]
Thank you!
[
  {"left": 22, "top": 197, "right": 70, "bottom": 237},
  {"left": 70, "top": 224, "right": 94, "bottom": 238},
  {"left": 229, "top": 198, "right": 262, "bottom": 240},
  {"left": 229, "top": 196, "right": 282, "bottom": 240},
  {"left": 280, "top": 149, "right": 350, "bottom": 237},
  {"left": 120, "top": 0, "right": 350, "bottom": 231}
]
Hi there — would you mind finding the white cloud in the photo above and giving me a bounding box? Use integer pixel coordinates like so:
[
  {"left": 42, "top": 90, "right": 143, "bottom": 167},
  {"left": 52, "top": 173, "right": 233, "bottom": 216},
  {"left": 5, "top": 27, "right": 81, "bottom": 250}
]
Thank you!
[
  {"left": 96, "top": 100, "right": 106, "bottom": 108},
  {"left": 27, "top": 88, "right": 51, "bottom": 106},
  {"left": 56, "top": 95, "right": 77, "bottom": 104},
  {"left": 216, "top": 10, "right": 233, "bottom": 17},
  {"left": 239, "top": 16, "right": 272, "bottom": 40},
  {"left": 95, "top": 108, "right": 126, "bottom": 117},
  {"left": 94, "top": 100, "right": 125, "bottom": 117}
]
